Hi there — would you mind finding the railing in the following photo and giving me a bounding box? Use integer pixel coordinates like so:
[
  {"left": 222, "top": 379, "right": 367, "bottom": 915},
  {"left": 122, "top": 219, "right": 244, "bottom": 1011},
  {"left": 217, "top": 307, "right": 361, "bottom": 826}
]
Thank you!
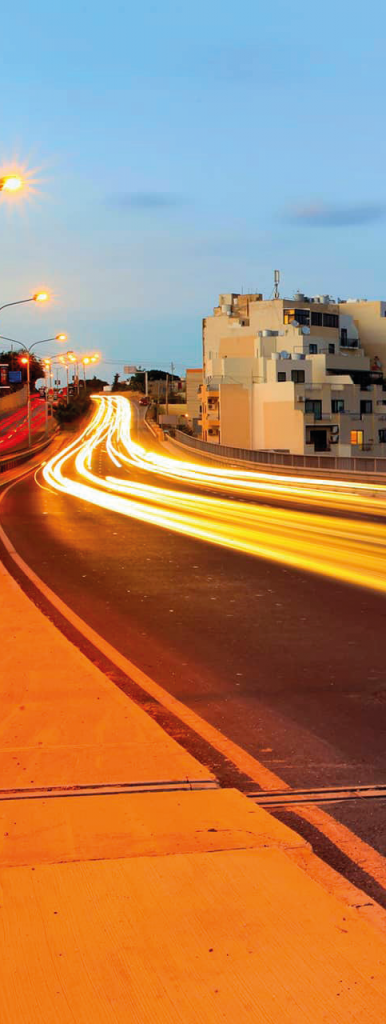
[{"left": 172, "top": 429, "right": 386, "bottom": 475}]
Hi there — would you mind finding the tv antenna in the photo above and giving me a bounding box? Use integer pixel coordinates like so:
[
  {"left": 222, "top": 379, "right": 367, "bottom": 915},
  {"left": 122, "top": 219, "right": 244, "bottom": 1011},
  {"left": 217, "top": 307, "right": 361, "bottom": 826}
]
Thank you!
[{"left": 274, "top": 269, "right": 280, "bottom": 299}]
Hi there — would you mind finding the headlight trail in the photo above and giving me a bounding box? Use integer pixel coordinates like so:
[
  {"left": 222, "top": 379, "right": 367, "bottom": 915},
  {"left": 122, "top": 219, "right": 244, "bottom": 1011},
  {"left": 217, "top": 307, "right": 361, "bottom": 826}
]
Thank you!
[{"left": 42, "top": 395, "right": 386, "bottom": 594}]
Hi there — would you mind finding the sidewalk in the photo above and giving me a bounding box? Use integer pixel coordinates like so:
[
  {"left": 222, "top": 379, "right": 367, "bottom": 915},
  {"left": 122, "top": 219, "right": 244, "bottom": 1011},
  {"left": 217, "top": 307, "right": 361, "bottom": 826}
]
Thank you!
[{"left": 1, "top": 559, "right": 386, "bottom": 1022}]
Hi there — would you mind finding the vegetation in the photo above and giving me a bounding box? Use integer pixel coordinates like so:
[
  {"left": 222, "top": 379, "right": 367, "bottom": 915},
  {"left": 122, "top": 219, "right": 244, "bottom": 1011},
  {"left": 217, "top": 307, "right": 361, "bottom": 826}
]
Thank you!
[
  {"left": 0, "top": 349, "right": 44, "bottom": 391},
  {"left": 85, "top": 376, "right": 108, "bottom": 392},
  {"left": 54, "top": 393, "right": 91, "bottom": 424},
  {"left": 176, "top": 422, "right": 194, "bottom": 435}
]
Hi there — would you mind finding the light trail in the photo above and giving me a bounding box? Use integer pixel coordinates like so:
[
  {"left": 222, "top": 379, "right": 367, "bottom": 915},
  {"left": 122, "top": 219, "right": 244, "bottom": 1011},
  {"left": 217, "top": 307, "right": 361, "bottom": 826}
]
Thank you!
[{"left": 42, "top": 395, "right": 386, "bottom": 594}]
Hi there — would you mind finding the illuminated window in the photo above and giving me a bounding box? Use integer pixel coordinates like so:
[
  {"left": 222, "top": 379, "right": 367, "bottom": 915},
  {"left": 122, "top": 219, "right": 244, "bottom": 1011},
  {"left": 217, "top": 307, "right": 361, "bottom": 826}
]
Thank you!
[
  {"left": 350, "top": 430, "right": 364, "bottom": 446},
  {"left": 284, "top": 308, "right": 310, "bottom": 326}
]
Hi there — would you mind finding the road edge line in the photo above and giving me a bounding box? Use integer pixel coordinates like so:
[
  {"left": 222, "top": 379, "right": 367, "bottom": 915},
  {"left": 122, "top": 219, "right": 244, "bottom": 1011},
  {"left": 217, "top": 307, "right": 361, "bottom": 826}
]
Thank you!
[{"left": 1, "top": 470, "right": 386, "bottom": 933}]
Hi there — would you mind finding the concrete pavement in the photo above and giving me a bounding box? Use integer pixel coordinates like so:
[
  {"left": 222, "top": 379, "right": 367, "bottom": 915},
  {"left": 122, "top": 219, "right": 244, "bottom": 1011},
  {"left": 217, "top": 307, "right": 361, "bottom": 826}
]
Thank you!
[{"left": 1, "top": 559, "right": 386, "bottom": 1020}]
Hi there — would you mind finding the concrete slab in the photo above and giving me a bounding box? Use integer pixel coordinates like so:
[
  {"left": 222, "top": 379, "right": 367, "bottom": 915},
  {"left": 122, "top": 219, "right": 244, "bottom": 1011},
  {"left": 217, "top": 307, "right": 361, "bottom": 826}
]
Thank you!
[
  {"left": 0, "top": 564, "right": 213, "bottom": 788},
  {"left": 2, "top": 846, "right": 386, "bottom": 1023},
  {"left": 0, "top": 788, "right": 308, "bottom": 868}
]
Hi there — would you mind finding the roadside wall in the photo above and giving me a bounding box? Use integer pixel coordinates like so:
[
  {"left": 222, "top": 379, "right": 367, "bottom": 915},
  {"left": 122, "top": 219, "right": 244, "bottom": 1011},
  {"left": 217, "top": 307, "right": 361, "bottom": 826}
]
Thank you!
[{"left": 0, "top": 385, "right": 27, "bottom": 417}]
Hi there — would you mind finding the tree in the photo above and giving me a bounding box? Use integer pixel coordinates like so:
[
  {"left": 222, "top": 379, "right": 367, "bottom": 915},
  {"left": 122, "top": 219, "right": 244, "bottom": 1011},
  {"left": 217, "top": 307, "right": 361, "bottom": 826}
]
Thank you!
[
  {"left": 111, "top": 373, "right": 120, "bottom": 392},
  {"left": 85, "top": 376, "right": 108, "bottom": 392},
  {"left": 0, "top": 350, "right": 44, "bottom": 392}
]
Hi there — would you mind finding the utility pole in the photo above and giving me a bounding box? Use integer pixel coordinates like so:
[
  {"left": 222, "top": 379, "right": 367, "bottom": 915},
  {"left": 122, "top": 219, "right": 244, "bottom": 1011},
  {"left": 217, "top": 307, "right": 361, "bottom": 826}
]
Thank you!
[{"left": 165, "top": 373, "right": 169, "bottom": 416}]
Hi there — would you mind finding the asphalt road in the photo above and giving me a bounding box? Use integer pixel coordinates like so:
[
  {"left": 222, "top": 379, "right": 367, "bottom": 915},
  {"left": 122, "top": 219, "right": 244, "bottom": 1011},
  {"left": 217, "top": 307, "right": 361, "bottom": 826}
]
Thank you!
[{"left": 2, "top": 407, "right": 386, "bottom": 905}]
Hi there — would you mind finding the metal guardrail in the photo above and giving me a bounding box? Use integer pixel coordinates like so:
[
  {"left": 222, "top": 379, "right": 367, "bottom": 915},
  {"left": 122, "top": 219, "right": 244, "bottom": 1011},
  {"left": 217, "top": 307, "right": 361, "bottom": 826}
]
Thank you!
[{"left": 173, "top": 429, "right": 386, "bottom": 475}]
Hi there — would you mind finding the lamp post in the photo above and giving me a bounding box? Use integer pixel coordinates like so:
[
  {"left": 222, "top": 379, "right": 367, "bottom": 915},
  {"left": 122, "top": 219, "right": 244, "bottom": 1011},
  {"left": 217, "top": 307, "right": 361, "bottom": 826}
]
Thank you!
[
  {"left": 0, "top": 292, "right": 49, "bottom": 315},
  {"left": 81, "top": 354, "right": 99, "bottom": 391},
  {"left": 0, "top": 333, "right": 67, "bottom": 449}
]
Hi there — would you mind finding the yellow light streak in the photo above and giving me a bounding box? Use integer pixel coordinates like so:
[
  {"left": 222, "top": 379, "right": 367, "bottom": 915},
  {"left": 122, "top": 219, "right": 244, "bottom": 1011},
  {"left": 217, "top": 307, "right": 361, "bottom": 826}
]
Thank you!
[{"left": 43, "top": 395, "right": 386, "bottom": 594}]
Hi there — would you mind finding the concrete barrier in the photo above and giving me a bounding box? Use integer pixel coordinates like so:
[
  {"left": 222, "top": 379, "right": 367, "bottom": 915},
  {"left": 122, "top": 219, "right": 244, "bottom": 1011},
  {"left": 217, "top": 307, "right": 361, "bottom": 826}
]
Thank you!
[{"left": 0, "top": 386, "right": 28, "bottom": 418}]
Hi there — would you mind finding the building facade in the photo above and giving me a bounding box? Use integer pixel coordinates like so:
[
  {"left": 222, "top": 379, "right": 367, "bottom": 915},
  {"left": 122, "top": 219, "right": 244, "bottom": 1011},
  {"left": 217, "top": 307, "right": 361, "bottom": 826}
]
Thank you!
[
  {"left": 201, "top": 292, "right": 386, "bottom": 456},
  {"left": 186, "top": 368, "right": 203, "bottom": 435}
]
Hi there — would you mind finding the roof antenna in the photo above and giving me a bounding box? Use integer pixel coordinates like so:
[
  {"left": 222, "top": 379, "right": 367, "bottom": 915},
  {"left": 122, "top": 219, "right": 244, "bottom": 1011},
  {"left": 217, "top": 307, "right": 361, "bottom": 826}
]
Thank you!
[{"left": 274, "top": 269, "right": 280, "bottom": 299}]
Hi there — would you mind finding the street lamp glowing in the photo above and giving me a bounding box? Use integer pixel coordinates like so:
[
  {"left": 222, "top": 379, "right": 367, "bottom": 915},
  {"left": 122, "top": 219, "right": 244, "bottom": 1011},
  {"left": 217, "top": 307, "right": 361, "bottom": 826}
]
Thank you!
[
  {"left": 20, "top": 356, "right": 29, "bottom": 364},
  {"left": 83, "top": 357, "right": 90, "bottom": 365},
  {"left": 33, "top": 292, "right": 48, "bottom": 302},
  {"left": 56, "top": 333, "right": 67, "bottom": 341},
  {"left": 0, "top": 175, "right": 23, "bottom": 192}
]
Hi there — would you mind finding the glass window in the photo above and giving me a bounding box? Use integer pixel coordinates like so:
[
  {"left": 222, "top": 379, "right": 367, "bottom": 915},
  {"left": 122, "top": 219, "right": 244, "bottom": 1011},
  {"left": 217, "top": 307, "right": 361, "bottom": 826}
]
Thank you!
[
  {"left": 379, "top": 429, "right": 386, "bottom": 443},
  {"left": 284, "top": 308, "right": 310, "bottom": 326},
  {"left": 305, "top": 399, "right": 322, "bottom": 420},
  {"left": 351, "top": 430, "right": 364, "bottom": 446},
  {"left": 277, "top": 372, "right": 286, "bottom": 381},
  {"left": 294, "top": 308, "right": 310, "bottom": 326},
  {"left": 291, "top": 369, "right": 305, "bottom": 383},
  {"left": 360, "top": 400, "right": 372, "bottom": 414},
  {"left": 328, "top": 343, "right": 335, "bottom": 354},
  {"left": 323, "top": 313, "right": 339, "bottom": 328},
  {"left": 309, "top": 343, "right": 318, "bottom": 354},
  {"left": 331, "top": 399, "right": 344, "bottom": 413},
  {"left": 311, "top": 311, "right": 323, "bottom": 326}
]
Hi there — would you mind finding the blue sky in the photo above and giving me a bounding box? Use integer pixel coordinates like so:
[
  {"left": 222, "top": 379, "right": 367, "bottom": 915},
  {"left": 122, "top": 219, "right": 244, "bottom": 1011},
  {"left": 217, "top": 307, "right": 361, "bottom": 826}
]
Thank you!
[{"left": 0, "top": 0, "right": 385, "bottom": 380}]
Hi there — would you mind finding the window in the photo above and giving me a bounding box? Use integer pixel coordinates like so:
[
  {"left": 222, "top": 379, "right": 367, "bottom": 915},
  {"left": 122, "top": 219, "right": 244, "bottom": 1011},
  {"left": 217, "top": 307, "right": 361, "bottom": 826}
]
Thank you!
[
  {"left": 309, "top": 343, "right": 318, "bottom": 354},
  {"left": 323, "top": 313, "right": 339, "bottom": 328},
  {"left": 305, "top": 399, "right": 322, "bottom": 420},
  {"left": 283, "top": 307, "right": 310, "bottom": 326},
  {"left": 379, "top": 429, "right": 386, "bottom": 443},
  {"left": 291, "top": 369, "right": 305, "bottom": 383},
  {"left": 331, "top": 399, "right": 344, "bottom": 413},
  {"left": 278, "top": 371, "right": 286, "bottom": 381},
  {"left": 351, "top": 430, "right": 364, "bottom": 446},
  {"left": 328, "top": 343, "right": 335, "bottom": 354},
  {"left": 360, "top": 400, "right": 372, "bottom": 414},
  {"left": 294, "top": 308, "right": 310, "bottom": 326},
  {"left": 311, "top": 311, "right": 323, "bottom": 326}
]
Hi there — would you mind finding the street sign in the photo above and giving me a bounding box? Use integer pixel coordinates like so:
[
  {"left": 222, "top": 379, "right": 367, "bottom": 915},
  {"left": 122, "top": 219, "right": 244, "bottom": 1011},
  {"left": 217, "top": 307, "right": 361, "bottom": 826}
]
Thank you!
[
  {"left": 124, "top": 365, "right": 136, "bottom": 374},
  {"left": 9, "top": 370, "right": 22, "bottom": 383}
]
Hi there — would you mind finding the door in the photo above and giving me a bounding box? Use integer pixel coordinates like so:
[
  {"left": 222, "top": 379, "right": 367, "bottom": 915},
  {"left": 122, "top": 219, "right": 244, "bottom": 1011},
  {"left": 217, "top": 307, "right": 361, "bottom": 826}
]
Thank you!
[{"left": 310, "top": 429, "right": 328, "bottom": 452}]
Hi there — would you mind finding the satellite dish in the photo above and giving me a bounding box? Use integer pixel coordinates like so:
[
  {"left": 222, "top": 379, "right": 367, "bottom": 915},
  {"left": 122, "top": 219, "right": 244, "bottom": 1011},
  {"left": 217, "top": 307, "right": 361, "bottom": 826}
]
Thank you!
[
  {"left": 302, "top": 326, "right": 310, "bottom": 335},
  {"left": 280, "top": 350, "right": 290, "bottom": 359},
  {"left": 291, "top": 320, "right": 299, "bottom": 327}
]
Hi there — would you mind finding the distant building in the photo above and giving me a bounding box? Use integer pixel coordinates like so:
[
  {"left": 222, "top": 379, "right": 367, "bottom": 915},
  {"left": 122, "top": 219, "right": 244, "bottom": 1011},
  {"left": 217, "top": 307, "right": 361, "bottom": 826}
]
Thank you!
[
  {"left": 186, "top": 368, "right": 203, "bottom": 435},
  {"left": 201, "top": 291, "right": 386, "bottom": 456}
]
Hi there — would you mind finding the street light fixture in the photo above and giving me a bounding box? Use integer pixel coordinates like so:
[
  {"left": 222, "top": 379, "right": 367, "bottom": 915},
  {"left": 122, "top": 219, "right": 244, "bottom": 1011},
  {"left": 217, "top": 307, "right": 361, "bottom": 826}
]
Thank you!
[
  {"left": 0, "top": 291, "right": 49, "bottom": 315},
  {"left": 0, "top": 175, "right": 23, "bottom": 192}
]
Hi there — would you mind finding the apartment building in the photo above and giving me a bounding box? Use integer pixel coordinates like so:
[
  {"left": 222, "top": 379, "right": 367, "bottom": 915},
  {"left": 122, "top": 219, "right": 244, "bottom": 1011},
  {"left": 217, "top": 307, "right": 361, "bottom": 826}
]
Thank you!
[
  {"left": 186, "top": 368, "right": 203, "bottom": 434},
  {"left": 201, "top": 291, "right": 386, "bottom": 456}
]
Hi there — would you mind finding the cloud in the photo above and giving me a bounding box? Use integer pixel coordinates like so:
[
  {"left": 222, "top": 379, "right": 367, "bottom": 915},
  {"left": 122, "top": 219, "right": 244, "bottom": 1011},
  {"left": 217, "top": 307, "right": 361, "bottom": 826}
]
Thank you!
[
  {"left": 106, "top": 191, "right": 185, "bottom": 210},
  {"left": 287, "top": 201, "right": 386, "bottom": 227}
]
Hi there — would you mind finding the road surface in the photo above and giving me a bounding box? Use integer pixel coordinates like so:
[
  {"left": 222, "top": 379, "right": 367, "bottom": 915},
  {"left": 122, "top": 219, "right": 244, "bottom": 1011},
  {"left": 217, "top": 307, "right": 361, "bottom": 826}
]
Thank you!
[{"left": 1, "top": 394, "right": 386, "bottom": 907}]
